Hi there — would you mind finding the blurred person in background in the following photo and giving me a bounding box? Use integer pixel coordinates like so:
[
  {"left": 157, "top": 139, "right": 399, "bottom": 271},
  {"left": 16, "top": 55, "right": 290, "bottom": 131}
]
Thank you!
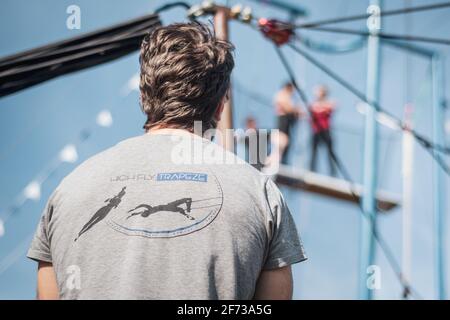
[
  {"left": 309, "top": 85, "right": 337, "bottom": 176},
  {"left": 266, "top": 82, "right": 304, "bottom": 168},
  {"left": 236, "top": 116, "right": 270, "bottom": 171}
]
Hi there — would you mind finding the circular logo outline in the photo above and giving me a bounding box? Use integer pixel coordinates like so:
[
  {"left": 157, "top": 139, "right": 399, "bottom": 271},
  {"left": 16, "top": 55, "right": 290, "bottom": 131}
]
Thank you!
[{"left": 106, "top": 172, "right": 223, "bottom": 238}]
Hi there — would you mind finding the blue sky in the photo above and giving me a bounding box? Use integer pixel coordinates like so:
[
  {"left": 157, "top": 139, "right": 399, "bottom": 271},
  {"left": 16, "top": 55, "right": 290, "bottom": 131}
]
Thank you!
[{"left": 0, "top": 0, "right": 449, "bottom": 299}]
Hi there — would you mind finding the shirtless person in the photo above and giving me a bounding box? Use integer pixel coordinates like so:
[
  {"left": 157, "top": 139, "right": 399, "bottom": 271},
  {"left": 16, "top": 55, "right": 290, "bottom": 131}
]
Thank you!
[{"left": 266, "top": 82, "right": 303, "bottom": 168}]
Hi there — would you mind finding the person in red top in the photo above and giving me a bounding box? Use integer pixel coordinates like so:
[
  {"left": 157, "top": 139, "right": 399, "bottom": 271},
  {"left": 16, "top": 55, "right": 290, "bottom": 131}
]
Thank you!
[{"left": 309, "top": 85, "right": 337, "bottom": 176}]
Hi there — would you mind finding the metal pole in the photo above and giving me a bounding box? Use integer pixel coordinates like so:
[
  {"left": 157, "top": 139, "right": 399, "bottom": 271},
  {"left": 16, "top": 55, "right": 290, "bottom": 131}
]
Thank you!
[
  {"left": 402, "top": 105, "right": 414, "bottom": 299},
  {"left": 359, "top": 0, "right": 381, "bottom": 300},
  {"left": 431, "top": 54, "right": 447, "bottom": 300},
  {"left": 401, "top": 6, "right": 413, "bottom": 297},
  {"left": 214, "top": 8, "right": 235, "bottom": 152}
]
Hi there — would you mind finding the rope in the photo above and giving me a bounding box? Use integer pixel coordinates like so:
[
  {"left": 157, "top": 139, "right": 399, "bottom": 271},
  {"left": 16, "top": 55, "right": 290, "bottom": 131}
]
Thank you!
[
  {"left": 294, "top": 1, "right": 450, "bottom": 29},
  {"left": 0, "top": 1, "right": 194, "bottom": 97},
  {"left": 303, "top": 26, "right": 450, "bottom": 46}
]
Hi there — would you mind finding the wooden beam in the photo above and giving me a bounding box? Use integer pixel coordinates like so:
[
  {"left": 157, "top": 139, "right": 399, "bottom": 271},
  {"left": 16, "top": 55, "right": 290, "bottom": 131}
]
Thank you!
[{"left": 271, "top": 165, "right": 400, "bottom": 212}]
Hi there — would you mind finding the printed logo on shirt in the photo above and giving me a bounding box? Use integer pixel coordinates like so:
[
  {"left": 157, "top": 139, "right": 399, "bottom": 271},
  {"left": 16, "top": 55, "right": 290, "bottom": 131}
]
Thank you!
[
  {"left": 110, "top": 173, "right": 155, "bottom": 182},
  {"left": 74, "top": 186, "right": 127, "bottom": 242},
  {"left": 156, "top": 172, "right": 207, "bottom": 183},
  {"left": 105, "top": 170, "right": 222, "bottom": 238}
]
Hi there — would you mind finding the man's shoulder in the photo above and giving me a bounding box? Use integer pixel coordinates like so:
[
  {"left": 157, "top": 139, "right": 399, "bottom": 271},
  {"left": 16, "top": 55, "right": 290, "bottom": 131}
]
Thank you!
[
  {"left": 215, "top": 153, "right": 271, "bottom": 190},
  {"left": 58, "top": 135, "right": 143, "bottom": 186},
  {"left": 83, "top": 135, "right": 141, "bottom": 162}
]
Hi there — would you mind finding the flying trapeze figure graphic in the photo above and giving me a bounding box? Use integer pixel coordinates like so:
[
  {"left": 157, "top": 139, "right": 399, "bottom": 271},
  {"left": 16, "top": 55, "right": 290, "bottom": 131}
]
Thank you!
[
  {"left": 127, "top": 197, "right": 195, "bottom": 221},
  {"left": 74, "top": 186, "right": 126, "bottom": 241}
]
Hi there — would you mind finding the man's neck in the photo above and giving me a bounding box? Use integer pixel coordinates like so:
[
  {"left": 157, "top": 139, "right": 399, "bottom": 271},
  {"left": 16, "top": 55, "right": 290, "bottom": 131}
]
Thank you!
[{"left": 146, "top": 127, "right": 206, "bottom": 139}]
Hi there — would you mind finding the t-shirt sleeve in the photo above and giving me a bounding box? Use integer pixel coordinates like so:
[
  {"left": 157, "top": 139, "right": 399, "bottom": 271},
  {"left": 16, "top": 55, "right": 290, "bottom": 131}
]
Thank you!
[
  {"left": 263, "top": 178, "right": 307, "bottom": 270},
  {"left": 27, "top": 197, "right": 54, "bottom": 263}
]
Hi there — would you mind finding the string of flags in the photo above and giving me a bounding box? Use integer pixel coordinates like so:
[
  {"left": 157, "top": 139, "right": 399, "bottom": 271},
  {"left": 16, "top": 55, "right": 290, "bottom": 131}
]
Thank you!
[
  {"left": 0, "top": 66, "right": 141, "bottom": 247},
  {"left": 0, "top": 70, "right": 139, "bottom": 282},
  {"left": 0, "top": 108, "right": 115, "bottom": 238}
]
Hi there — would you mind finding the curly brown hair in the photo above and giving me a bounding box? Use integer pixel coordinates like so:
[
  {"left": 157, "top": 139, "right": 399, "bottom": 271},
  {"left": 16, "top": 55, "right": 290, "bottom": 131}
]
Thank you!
[{"left": 139, "top": 22, "right": 235, "bottom": 132}]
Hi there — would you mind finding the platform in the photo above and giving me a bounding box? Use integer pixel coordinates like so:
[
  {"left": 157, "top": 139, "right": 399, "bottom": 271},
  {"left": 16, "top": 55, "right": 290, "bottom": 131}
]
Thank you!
[{"left": 270, "top": 165, "right": 401, "bottom": 212}]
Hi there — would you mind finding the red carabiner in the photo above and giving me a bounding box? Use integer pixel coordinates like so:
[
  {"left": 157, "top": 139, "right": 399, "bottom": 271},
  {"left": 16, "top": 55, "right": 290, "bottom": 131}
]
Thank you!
[{"left": 258, "top": 18, "right": 294, "bottom": 46}]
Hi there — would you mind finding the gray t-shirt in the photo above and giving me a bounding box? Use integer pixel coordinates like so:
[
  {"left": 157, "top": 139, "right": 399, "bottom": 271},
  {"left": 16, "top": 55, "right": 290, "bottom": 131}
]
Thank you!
[{"left": 28, "top": 133, "right": 306, "bottom": 299}]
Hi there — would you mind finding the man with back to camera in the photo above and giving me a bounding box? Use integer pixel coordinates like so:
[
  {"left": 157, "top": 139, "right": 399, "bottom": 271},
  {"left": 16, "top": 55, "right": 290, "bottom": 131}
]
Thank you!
[{"left": 28, "top": 22, "right": 307, "bottom": 300}]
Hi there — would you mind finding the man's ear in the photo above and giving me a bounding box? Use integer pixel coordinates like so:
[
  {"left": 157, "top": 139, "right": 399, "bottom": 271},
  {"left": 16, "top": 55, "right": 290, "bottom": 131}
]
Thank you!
[{"left": 214, "top": 93, "right": 227, "bottom": 122}]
